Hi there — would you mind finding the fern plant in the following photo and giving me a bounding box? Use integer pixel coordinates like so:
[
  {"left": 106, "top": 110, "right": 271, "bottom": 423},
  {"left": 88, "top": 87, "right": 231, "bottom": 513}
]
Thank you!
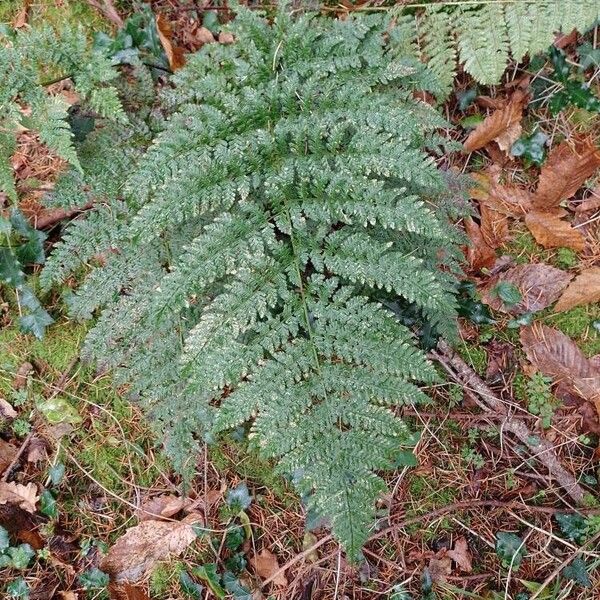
[
  {"left": 413, "top": 0, "right": 599, "bottom": 88},
  {"left": 43, "top": 8, "right": 463, "bottom": 557}
]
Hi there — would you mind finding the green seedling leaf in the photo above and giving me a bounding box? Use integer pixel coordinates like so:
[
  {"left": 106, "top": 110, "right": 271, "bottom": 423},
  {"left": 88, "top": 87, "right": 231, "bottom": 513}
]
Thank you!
[
  {"left": 179, "top": 571, "right": 204, "bottom": 599},
  {"left": 0, "top": 525, "right": 10, "bottom": 551},
  {"left": 191, "top": 564, "right": 225, "bottom": 599},
  {"left": 495, "top": 532, "right": 526, "bottom": 570},
  {"left": 493, "top": 282, "right": 522, "bottom": 308},
  {"left": 79, "top": 567, "right": 110, "bottom": 590},
  {"left": 227, "top": 483, "right": 252, "bottom": 511},
  {"left": 563, "top": 557, "right": 591, "bottom": 587},
  {"left": 37, "top": 397, "right": 81, "bottom": 425},
  {"left": 6, "top": 578, "right": 29, "bottom": 599},
  {"left": 8, "top": 544, "right": 35, "bottom": 570},
  {"left": 225, "top": 525, "right": 245, "bottom": 551},
  {"left": 555, "top": 513, "right": 588, "bottom": 544},
  {"left": 39, "top": 490, "right": 58, "bottom": 519},
  {"left": 223, "top": 571, "right": 253, "bottom": 600},
  {"left": 48, "top": 462, "right": 65, "bottom": 486}
]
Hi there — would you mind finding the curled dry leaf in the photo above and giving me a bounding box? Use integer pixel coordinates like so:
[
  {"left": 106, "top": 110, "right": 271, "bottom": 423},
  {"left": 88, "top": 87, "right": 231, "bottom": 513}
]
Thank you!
[
  {"left": 464, "top": 217, "right": 496, "bottom": 271},
  {"left": 554, "top": 267, "right": 600, "bottom": 313},
  {"left": 136, "top": 494, "right": 185, "bottom": 522},
  {"left": 464, "top": 90, "right": 528, "bottom": 153},
  {"left": 0, "top": 481, "right": 39, "bottom": 513},
  {"left": 480, "top": 263, "right": 572, "bottom": 315},
  {"left": 447, "top": 536, "right": 472, "bottom": 573},
  {"left": 533, "top": 136, "right": 600, "bottom": 209},
  {"left": 470, "top": 169, "right": 532, "bottom": 216},
  {"left": 520, "top": 324, "right": 600, "bottom": 414},
  {"left": 574, "top": 187, "right": 600, "bottom": 213},
  {"left": 525, "top": 208, "right": 586, "bottom": 252},
  {"left": 156, "top": 14, "right": 186, "bottom": 71},
  {"left": 480, "top": 203, "right": 509, "bottom": 248},
  {"left": 100, "top": 513, "right": 202, "bottom": 583},
  {"left": 0, "top": 397, "right": 17, "bottom": 419},
  {"left": 251, "top": 548, "right": 288, "bottom": 587},
  {"left": 26, "top": 437, "right": 47, "bottom": 464}
]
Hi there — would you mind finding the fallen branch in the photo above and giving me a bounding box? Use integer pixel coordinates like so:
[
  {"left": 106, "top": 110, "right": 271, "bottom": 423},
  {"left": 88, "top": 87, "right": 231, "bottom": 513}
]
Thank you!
[
  {"left": 31, "top": 202, "right": 94, "bottom": 230},
  {"left": 431, "top": 341, "right": 586, "bottom": 504}
]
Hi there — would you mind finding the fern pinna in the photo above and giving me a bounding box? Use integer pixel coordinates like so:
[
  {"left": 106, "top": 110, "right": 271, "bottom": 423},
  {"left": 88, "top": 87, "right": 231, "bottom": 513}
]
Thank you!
[{"left": 44, "top": 9, "right": 462, "bottom": 556}]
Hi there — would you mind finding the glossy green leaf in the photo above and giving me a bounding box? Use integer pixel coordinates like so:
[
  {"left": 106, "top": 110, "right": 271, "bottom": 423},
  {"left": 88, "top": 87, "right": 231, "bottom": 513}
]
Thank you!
[
  {"left": 78, "top": 567, "right": 110, "bottom": 590},
  {"left": 493, "top": 282, "right": 522, "bottom": 308},
  {"left": 191, "top": 564, "right": 225, "bottom": 599},
  {"left": 8, "top": 544, "right": 35, "bottom": 570},
  {"left": 179, "top": 571, "right": 204, "bottom": 599},
  {"left": 39, "top": 490, "right": 58, "bottom": 519}
]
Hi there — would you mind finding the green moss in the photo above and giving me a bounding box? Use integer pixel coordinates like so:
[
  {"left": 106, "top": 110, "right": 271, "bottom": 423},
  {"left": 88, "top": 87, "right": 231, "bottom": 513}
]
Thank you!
[
  {"left": 552, "top": 247, "right": 578, "bottom": 270},
  {"left": 456, "top": 343, "right": 487, "bottom": 376},
  {"left": 543, "top": 305, "right": 600, "bottom": 356},
  {"left": 503, "top": 230, "right": 548, "bottom": 264}
]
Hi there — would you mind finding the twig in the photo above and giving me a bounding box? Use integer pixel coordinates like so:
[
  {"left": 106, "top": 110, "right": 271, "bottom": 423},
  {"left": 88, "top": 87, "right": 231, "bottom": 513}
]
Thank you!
[
  {"left": 86, "top": 0, "right": 123, "bottom": 28},
  {"left": 31, "top": 202, "right": 94, "bottom": 230},
  {"left": 1, "top": 431, "right": 34, "bottom": 482},
  {"left": 431, "top": 341, "right": 586, "bottom": 504}
]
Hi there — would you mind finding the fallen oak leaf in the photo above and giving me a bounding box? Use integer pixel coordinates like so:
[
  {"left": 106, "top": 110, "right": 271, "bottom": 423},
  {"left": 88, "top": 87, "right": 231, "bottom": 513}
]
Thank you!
[
  {"left": 533, "top": 136, "right": 600, "bottom": 209},
  {"left": 524, "top": 208, "right": 586, "bottom": 252},
  {"left": 464, "top": 89, "right": 528, "bottom": 153},
  {"left": 136, "top": 494, "right": 185, "bottom": 522},
  {"left": 0, "top": 481, "right": 39, "bottom": 513},
  {"left": 447, "top": 536, "right": 472, "bottom": 573},
  {"left": 100, "top": 513, "right": 202, "bottom": 583},
  {"left": 554, "top": 266, "right": 600, "bottom": 313},
  {"left": 251, "top": 548, "right": 288, "bottom": 587},
  {"left": 480, "top": 263, "right": 572, "bottom": 315},
  {"left": 156, "top": 14, "right": 186, "bottom": 71}
]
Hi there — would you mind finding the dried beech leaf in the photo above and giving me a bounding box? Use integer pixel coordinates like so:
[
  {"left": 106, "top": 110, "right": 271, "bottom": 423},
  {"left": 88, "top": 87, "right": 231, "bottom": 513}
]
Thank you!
[
  {"left": 574, "top": 188, "right": 600, "bottom": 213},
  {"left": 0, "top": 481, "right": 39, "bottom": 513},
  {"left": 447, "top": 536, "right": 472, "bottom": 573},
  {"left": 156, "top": 14, "right": 186, "bottom": 71},
  {"left": 136, "top": 494, "right": 185, "bottom": 522},
  {"left": 251, "top": 549, "right": 288, "bottom": 587},
  {"left": 533, "top": 137, "right": 600, "bottom": 209},
  {"left": 470, "top": 170, "right": 532, "bottom": 216},
  {"left": 100, "top": 514, "right": 202, "bottom": 583},
  {"left": 428, "top": 554, "right": 452, "bottom": 583},
  {"left": 524, "top": 209, "right": 586, "bottom": 252},
  {"left": 481, "top": 263, "right": 572, "bottom": 315},
  {"left": 554, "top": 267, "right": 600, "bottom": 313},
  {"left": 480, "top": 203, "right": 509, "bottom": 248},
  {"left": 520, "top": 324, "right": 600, "bottom": 409},
  {"left": 464, "top": 90, "right": 527, "bottom": 153},
  {"left": 464, "top": 217, "right": 496, "bottom": 271}
]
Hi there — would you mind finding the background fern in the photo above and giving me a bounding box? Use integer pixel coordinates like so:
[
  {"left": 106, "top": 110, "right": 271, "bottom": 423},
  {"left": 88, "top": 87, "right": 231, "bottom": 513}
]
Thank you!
[
  {"left": 43, "top": 8, "right": 463, "bottom": 557},
  {"left": 411, "top": 0, "right": 599, "bottom": 88}
]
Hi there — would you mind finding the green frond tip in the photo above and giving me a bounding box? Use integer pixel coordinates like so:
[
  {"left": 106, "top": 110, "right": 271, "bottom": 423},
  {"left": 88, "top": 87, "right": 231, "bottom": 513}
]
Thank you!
[{"left": 44, "top": 8, "right": 463, "bottom": 557}]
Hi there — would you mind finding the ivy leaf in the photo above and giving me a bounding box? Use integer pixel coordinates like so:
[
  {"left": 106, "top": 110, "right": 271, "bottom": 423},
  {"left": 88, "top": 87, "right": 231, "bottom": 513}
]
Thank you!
[
  {"left": 563, "top": 557, "right": 592, "bottom": 587},
  {"left": 226, "top": 483, "right": 252, "bottom": 511},
  {"left": 17, "top": 286, "right": 54, "bottom": 339},
  {"left": 8, "top": 544, "right": 35, "bottom": 570},
  {"left": 391, "top": 450, "right": 418, "bottom": 468},
  {"left": 495, "top": 532, "right": 526, "bottom": 569},
  {"left": 0, "top": 525, "right": 10, "bottom": 551},
  {"left": 179, "top": 571, "right": 204, "bottom": 599},
  {"left": 6, "top": 577, "right": 29, "bottom": 599},
  {"left": 222, "top": 571, "right": 253, "bottom": 600},
  {"left": 191, "top": 564, "right": 225, "bottom": 599},
  {"left": 225, "top": 552, "right": 247, "bottom": 575},
  {"left": 493, "top": 282, "right": 522, "bottom": 308},
  {"left": 79, "top": 567, "right": 110, "bottom": 590},
  {"left": 555, "top": 513, "right": 588, "bottom": 544},
  {"left": 48, "top": 462, "right": 65, "bottom": 486},
  {"left": 39, "top": 490, "right": 58, "bottom": 519},
  {"left": 10, "top": 209, "right": 46, "bottom": 266},
  {"left": 0, "top": 247, "right": 25, "bottom": 288},
  {"left": 224, "top": 525, "right": 245, "bottom": 551},
  {"left": 511, "top": 130, "right": 548, "bottom": 166}
]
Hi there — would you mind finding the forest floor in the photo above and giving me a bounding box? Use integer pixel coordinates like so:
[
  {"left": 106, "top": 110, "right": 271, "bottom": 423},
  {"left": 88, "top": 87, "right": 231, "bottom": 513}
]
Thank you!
[{"left": 1, "top": 1, "right": 600, "bottom": 599}]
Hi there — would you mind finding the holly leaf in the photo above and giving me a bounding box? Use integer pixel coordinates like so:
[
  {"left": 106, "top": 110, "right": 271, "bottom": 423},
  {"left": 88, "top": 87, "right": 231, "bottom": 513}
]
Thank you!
[{"left": 495, "top": 532, "right": 526, "bottom": 569}]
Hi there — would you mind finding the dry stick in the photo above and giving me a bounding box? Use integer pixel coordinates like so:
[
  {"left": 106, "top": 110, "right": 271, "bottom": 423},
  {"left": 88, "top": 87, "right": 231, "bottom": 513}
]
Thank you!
[
  {"left": 431, "top": 341, "right": 585, "bottom": 504},
  {"left": 33, "top": 202, "right": 94, "bottom": 230}
]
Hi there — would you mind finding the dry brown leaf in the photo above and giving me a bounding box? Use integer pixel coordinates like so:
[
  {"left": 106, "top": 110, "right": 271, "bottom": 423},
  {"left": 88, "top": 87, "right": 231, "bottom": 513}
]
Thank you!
[
  {"left": 0, "top": 440, "right": 17, "bottom": 474},
  {"left": 447, "top": 536, "right": 472, "bottom": 573},
  {"left": 533, "top": 137, "right": 600, "bottom": 209},
  {"left": 520, "top": 324, "right": 600, "bottom": 411},
  {"left": 57, "top": 593, "right": 78, "bottom": 600},
  {"left": 464, "top": 217, "right": 496, "bottom": 271},
  {"left": 100, "top": 513, "right": 202, "bottom": 583},
  {"left": 108, "top": 583, "right": 150, "bottom": 600},
  {"left": 26, "top": 437, "right": 47, "bottom": 464},
  {"left": 470, "top": 169, "right": 532, "bottom": 216},
  {"left": 480, "top": 203, "right": 510, "bottom": 248},
  {"left": 464, "top": 90, "right": 528, "bottom": 153},
  {"left": 0, "top": 481, "right": 39, "bottom": 513},
  {"left": 13, "top": 361, "right": 33, "bottom": 390},
  {"left": 156, "top": 14, "right": 186, "bottom": 71},
  {"left": 525, "top": 208, "right": 586, "bottom": 252},
  {"left": 251, "top": 549, "right": 288, "bottom": 587},
  {"left": 136, "top": 494, "right": 185, "bottom": 522},
  {"left": 575, "top": 188, "right": 600, "bottom": 213},
  {"left": 554, "top": 267, "right": 600, "bottom": 312},
  {"left": 0, "top": 398, "right": 17, "bottom": 419},
  {"left": 13, "top": 1, "right": 29, "bottom": 28},
  {"left": 218, "top": 32, "right": 235, "bottom": 44},
  {"left": 194, "top": 26, "right": 215, "bottom": 45},
  {"left": 480, "top": 263, "right": 572, "bottom": 315},
  {"left": 428, "top": 554, "right": 452, "bottom": 583}
]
